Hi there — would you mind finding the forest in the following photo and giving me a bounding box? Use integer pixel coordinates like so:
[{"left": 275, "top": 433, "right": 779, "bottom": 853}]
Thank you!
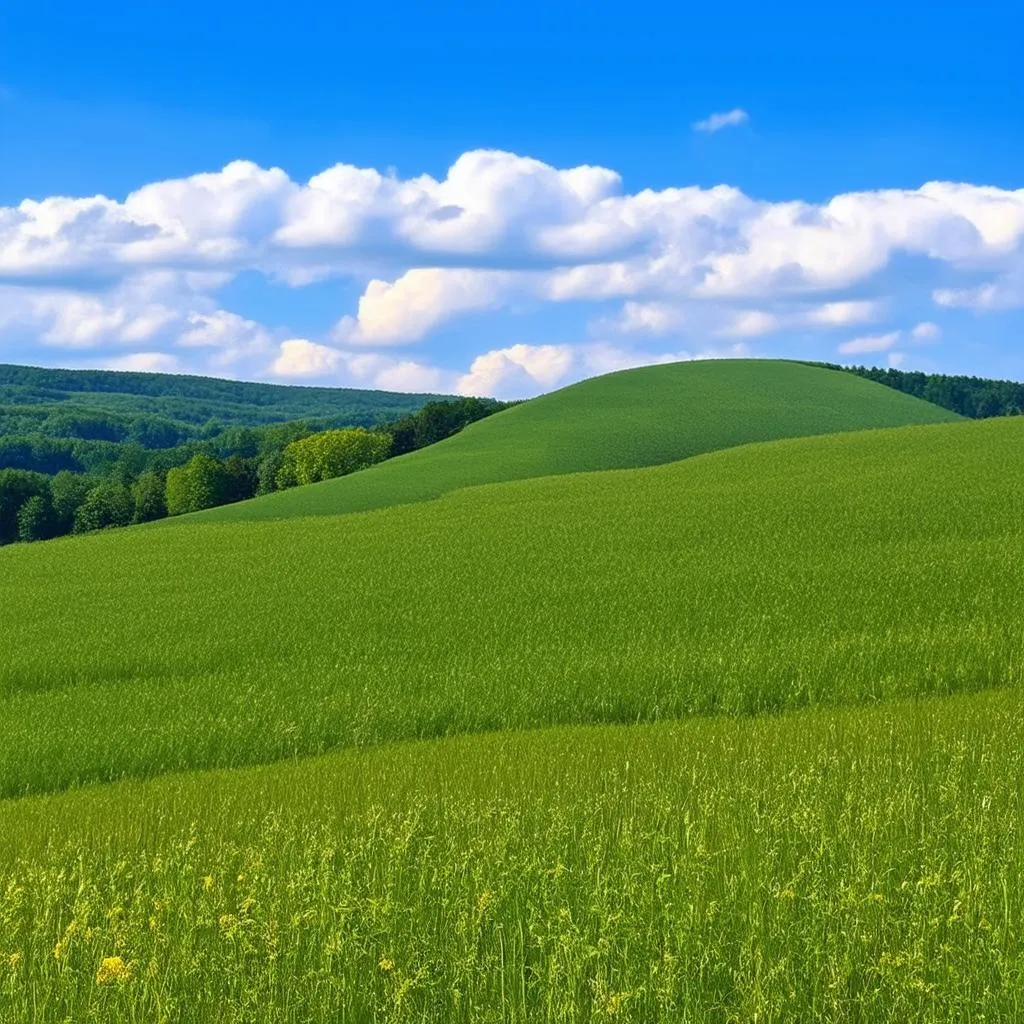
[{"left": 0, "top": 396, "right": 506, "bottom": 545}]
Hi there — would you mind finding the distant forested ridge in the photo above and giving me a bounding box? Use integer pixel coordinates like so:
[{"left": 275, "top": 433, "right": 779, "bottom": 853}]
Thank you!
[
  {"left": 821, "top": 363, "right": 1024, "bottom": 419},
  {"left": 0, "top": 363, "right": 442, "bottom": 431},
  {"left": 0, "top": 362, "right": 507, "bottom": 546}
]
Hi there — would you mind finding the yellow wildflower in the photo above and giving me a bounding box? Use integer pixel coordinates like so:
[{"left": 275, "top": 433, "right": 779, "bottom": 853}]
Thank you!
[
  {"left": 7, "top": 952, "right": 21, "bottom": 969},
  {"left": 203, "top": 875, "right": 215, "bottom": 892},
  {"left": 219, "top": 914, "right": 240, "bottom": 937},
  {"left": 96, "top": 956, "right": 131, "bottom": 985},
  {"left": 378, "top": 957, "right": 394, "bottom": 972},
  {"left": 600, "top": 991, "right": 630, "bottom": 1017}
]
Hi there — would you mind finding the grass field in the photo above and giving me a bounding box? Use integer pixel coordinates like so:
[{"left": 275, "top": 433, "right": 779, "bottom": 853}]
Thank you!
[
  {"left": 0, "top": 415, "right": 1019, "bottom": 798},
  {"left": 0, "top": 361, "right": 1018, "bottom": 1021},
  {"left": 1, "top": 691, "right": 1022, "bottom": 1022},
  {"left": 193, "top": 359, "right": 959, "bottom": 522}
]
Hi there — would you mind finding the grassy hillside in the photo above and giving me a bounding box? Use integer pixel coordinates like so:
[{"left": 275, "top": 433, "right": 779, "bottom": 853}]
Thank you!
[
  {"left": 194, "top": 359, "right": 960, "bottom": 522},
  {"left": 0, "top": 416, "right": 1018, "bottom": 797}
]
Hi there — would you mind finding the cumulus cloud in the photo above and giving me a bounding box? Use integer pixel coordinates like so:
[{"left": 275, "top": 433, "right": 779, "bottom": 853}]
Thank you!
[
  {"left": 272, "top": 339, "right": 346, "bottom": 377},
  {"left": 934, "top": 264, "right": 1024, "bottom": 311},
  {"left": 693, "top": 109, "right": 750, "bottom": 134},
  {"left": 333, "top": 268, "right": 514, "bottom": 345},
  {"left": 271, "top": 339, "right": 446, "bottom": 393},
  {"left": 1, "top": 147, "right": 1022, "bottom": 389},
  {"left": 602, "top": 297, "right": 884, "bottom": 340},
  {"left": 837, "top": 331, "right": 902, "bottom": 355}
]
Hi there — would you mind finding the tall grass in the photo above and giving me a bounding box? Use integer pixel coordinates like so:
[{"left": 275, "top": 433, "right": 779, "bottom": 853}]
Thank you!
[
  {"left": 1, "top": 690, "right": 1022, "bottom": 1022},
  {"left": 0, "top": 418, "right": 1020, "bottom": 797}
]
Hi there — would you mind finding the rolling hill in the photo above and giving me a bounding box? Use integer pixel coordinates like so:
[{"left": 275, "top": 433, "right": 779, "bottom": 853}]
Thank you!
[
  {"left": 0, "top": 362, "right": 1018, "bottom": 1023},
  {"left": 193, "top": 358, "right": 961, "bottom": 522}
]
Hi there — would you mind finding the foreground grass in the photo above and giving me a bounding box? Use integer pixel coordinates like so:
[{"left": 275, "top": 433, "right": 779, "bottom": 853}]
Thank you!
[
  {"left": 0, "top": 417, "right": 1020, "bottom": 797},
  {"left": 1, "top": 690, "right": 1022, "bottom": 1022},
  {"left": 194, "top": 359, "right": 958, "bottom": 522}
]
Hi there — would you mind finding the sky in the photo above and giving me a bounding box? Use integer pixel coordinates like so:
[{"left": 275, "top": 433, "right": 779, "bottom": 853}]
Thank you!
[{"left": 1, "top": 0, "right": 1022, "bottom": 397}]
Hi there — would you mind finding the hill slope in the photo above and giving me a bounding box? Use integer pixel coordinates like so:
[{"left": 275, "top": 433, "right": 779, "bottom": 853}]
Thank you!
[
  {"left": 1, "top": 415, "right": 1017, "bottom": 797},
  {"left": 193, "top": 358, "right": 961, "bottom": 523}
]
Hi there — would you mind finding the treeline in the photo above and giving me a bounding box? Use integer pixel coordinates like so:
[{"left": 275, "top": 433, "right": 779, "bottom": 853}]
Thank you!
[
  {"left": 820, "top": 364, "right": 1024, "bottom": 419},
  {"left": 0, "top": 363, "right": 439, "bottom": 429},
  {"left": 0, "top": 397, "right": 506, "bottom": 546}
]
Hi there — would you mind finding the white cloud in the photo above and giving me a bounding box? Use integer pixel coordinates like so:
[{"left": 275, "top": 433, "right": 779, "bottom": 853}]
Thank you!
[
  {"left": 693, "top": 109, "right": 750, "bottom": 134},
  {"left": 104, "top": 352, "right": 181, "bottom": 373},
  {"left": 271, "top": 339, "right": 346, "bottom": 377},
  {"left": 2, "top": 147, "right": 1022, "bottom": 384},
  {"left": 457, "top": 344, "right": 575, "bottom": 398},
  {"left": 334, "top": 268, "right": 513, "bottom": 345},
  {"left": 374, "top": 360, "right": 447, "bottom": 393},
  {"left": 717, "top": 310, "right": 781, "bottom": 338},
  {"left": 270, "top": 339, "right": 447, "bottom": 393},
  {"left": 603, "top": 297, "right": 884, "bottom": 341},
  {"left": 5, "top": 153, "right": 1022, "bottom": 312},
  {"left": 806, "top": 300, "right": 885, "bottom": 327},
  {"left": 837, "top": 331, "right": 902, "bottom": 355},
  {"left": 910, "top": 321, "right": 942, "bottom": 342},
  {"left": 934, "top": 264, "right": 1024, "bottom": 311}
]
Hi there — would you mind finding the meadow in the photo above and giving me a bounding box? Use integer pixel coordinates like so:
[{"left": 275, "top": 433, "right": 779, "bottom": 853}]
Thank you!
[
  {"left": 194, "top": 359, "right": 958, "bottom": 522},
  {"left": 1, "top": 691, "right": 1022, "bottom": 1022},
  {"left": 0, "top": 360, "right": 1019, "bottom": 1021},
  {"left": 0, "top": 417, "right": 1019, "bottom": 798}
]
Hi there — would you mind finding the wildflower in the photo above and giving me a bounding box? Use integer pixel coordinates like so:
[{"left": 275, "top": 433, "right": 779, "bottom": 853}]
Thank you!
[
  {"left": 7, "top": 952, "right": 21, "bottom": 969},
  {"left": 378, "top": 957, "right": 394, "bottom": 972},
  {"left": 603, "top": 992, "right": 629, "bottom": 1016},
  {"left": 476, "top": 890, "right": 494, "bottom": 913},
  {"left": 53, "top": 921, "right": 77, "bottom": 961},
  {"left": 96, "top": 956, "right": 131, "bottom": 985},
  {"left": 203, "top": 875, "right": 215, "bottom": 892},
  {"left": 219, "top": 914, "right": 240, "bottom": 938}
]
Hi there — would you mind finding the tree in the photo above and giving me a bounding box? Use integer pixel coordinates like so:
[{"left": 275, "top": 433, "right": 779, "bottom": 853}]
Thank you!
[
  {"left": 50, "top": 471, "right": 95, "bottom": 534},
  {"left": 73, "top": 482, "right": 134, "bottom": 533},
  {"left": 280, "top": 428, "right": 392, "bottom": 487},
  {"left": 132, "top": 471, "right": 167, "bottom": 523},
  {"left": 257, "top": 450, "right": 284, "bottom": 494},
  {"left": 17, "top": 494, "right": 56, "bottom": 542},
  {"left": 0, "top": 469, "right": 49, "bottom": 545},
  {"left": 165, "top": 453, "right": 229, "bottom": 516},
  {"left": 221, "top": 456, "right": 258, "bottom": 504}
]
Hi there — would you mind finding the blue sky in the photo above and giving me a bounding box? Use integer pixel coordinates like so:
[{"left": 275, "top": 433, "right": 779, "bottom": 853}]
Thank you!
[{"left": 1, "top": 0, "right": 1021, "bottom": 395}]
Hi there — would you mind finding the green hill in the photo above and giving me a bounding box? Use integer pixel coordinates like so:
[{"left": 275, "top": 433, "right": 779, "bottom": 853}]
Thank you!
[{"left": 193, "top": 358, "right": 960, "bottom": 522}]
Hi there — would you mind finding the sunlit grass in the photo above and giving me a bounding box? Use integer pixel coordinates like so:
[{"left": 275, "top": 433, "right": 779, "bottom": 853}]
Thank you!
[
  {"left": 1, "top": 691, "right": 1022, "bottom": 1022},
  {"left": 0, "top": 417, "right": 1018, "bottom": 798}
]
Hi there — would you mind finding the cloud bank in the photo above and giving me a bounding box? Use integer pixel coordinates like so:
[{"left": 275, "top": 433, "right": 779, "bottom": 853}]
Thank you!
[{"left": 1, "top": 149, "right": 1022, "bottom": 396}]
